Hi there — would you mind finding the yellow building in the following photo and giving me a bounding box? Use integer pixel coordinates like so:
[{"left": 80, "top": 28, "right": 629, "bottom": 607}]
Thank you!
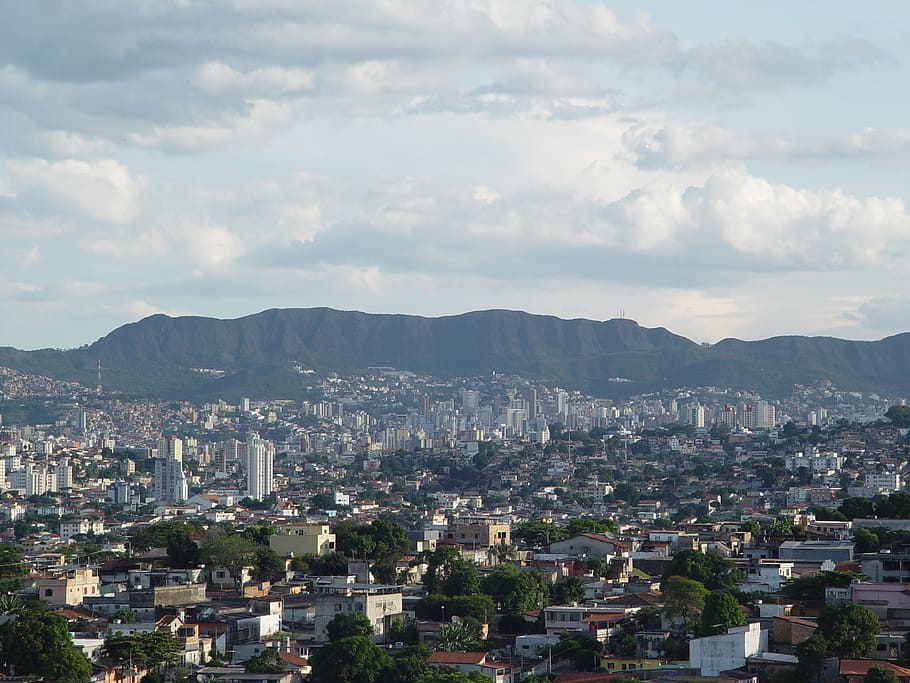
[{"left": 269, "top": 524, "right": 336, "bottom": 557}]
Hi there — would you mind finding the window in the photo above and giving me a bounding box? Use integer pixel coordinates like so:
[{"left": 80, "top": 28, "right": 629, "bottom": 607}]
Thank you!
[{"left": 44, "top": 589, "right": 53, "bottom": 597}]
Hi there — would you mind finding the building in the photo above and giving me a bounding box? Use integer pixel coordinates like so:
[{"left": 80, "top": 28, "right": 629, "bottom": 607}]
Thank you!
[
  {"left": 778, "top": 541, "right": 854, "bottom": 563},
  {"left": 60, "top": 518, "right": 105, "bottom": 539},
  {"left": 36, "top": 567, "right": 100, "bottom": 606},
  {"left": 270, "top": 525, "right": 336, "bottom": 557},
  {"left": 548, "top": 533, "right": 623, "bottom": 557},
  {"left": 246, "top": 434, "right": 274, "bottom": 501},
  {"left": 427, "top": 651, "right": 515, "bottom": 683},
  {"left": 155, "top": 436, "right": 188, "bottom": 502},
  {"left": 313, "top": 576, "right": 402, "bottom": 643},
  {"left": 445, "top": 518, "right": 510, "bottom": 549},
  {"left": 689, "top": 622, "right": 767, "bottom": 677}
]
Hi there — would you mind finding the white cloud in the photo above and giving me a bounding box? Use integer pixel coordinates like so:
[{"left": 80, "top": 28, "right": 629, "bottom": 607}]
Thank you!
[{"left": 4, "top": 158, "right": 144, "bottom": 223}]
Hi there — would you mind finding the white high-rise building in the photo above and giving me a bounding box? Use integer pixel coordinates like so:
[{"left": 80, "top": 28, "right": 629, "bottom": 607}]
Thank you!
[
  {"left": 246, "top": 434, "right": 274, "bottom": 501},
  {"left": 55, "top": 457, "right": 72, "bottom": 491},
  {"left": 154, "top": 437, "right": 187, "bottom": 502}
]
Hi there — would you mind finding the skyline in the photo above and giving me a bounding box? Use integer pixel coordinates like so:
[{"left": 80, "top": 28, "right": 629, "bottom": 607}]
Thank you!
[{"left": 2, "top": 2, "right": 910, "bottom": 349}]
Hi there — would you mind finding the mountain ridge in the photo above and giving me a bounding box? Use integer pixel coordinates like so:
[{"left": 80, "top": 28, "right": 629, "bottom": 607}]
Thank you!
[{"left": 1, "top": 308, "right": 907, "bottom": 400}]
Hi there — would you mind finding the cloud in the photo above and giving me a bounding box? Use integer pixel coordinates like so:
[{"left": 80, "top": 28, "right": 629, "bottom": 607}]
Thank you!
[
  {"left": 3, "top": 158, "right": 144, "bottom": 223},
  {"left": 624, "top": 123, "right": 910, "bottom": 168}
]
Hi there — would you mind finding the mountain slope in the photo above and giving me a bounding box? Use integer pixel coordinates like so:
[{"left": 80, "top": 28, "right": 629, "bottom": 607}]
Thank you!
[{"left": 1, "top": 308, "right": 907, "bottom": 399}]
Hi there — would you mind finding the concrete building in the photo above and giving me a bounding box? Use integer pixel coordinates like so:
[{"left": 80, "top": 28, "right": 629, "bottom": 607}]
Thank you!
[
  {"left": 689, "top": 622, "right": 768, "bottom": 677},
  {"left": 36, "top": 567, "right": 100, "bottom": 606},
  {"left": 60, "top": 518, "right": 105, "bottom": 539},
  {"left": 269, "top": 524, "right": 336, "bottom": 557},
  {"left": 246, "top": 434, "right": 273, "bottom": 501},
  {"left": 155, "top": 436, "right": 188, "bottom": 502},
  {"left": 313, "top": 576, "right": 402, "bottom": 643},
  {"left": 445, "top": 518, "right": 510, "bottom": 549},
  {"left": 778, "top": 541, "right": 854, "bottom": 563}
]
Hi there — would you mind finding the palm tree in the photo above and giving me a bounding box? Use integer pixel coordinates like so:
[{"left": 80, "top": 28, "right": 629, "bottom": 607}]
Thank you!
[{"left": 489, "top": 542, "right": 517, "bottom": 565}]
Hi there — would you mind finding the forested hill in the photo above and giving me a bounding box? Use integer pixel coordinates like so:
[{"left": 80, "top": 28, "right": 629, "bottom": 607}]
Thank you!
[{"left": 1, "top": 308, "right": 908, "bottom": 399}]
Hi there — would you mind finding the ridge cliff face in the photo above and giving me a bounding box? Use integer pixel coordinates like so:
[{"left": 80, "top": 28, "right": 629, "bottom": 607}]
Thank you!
[{"left": 0, "top": 308, "right": 906, "bottom": 399}]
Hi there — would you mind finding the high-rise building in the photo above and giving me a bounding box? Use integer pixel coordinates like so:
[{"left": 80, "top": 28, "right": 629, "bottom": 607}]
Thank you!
[
  {"left": 154, "top": 436, "right": 187, "bottom": 502},
  {"left": 246, "top": 433, "right": 273, "bottom": 501},
  {"left": 688, "top": 404, "right": 706, "bottom": 428}
]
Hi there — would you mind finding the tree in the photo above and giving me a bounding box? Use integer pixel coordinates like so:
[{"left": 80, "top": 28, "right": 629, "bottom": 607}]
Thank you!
[
  {"left": 566, "top": 518, "right": 616, "bottom": 535},
  {"left": 574, "top": 649, "right": 601, "bottom": 672},
  {"left": 103, "top": 630, "right": 181, "bottom": 671},
  {"left": 739, "top": 521, "right": 761, "bottom": 537},
  {"left": 0, "top": 603, "right": 92, "bottom": 683},
  {"left": 551, "top": 576, "right": 586, "bottom": 605},
  {"left": 389, "top": 616, "right": 419, "bottom": 645},
  {"left": 699, "top": 590, "right": 744, "bottom": 636},
  {"left": 480, "top": 564, "right": 548, "bottom": 613},
  {"left": 661, "top": 576, "right": 708, "bottom": 635},
  {"left": 443, "top": 558, "right": 480, "bottom": 597},
  {"left": 886, "top": 405, "right": 910, "bottom": 428},
  {"left": 241, "top": 524, "right": 275, "bottom": 546},
  {"left": 309, "top": 635, "right": 392, "bottom": 683},
  {"left": 113, "top": 608, "right": 138, "bottom": 623},
  {"left": 245, "top": 648, "right": 285, "bottom": 674},
  {"left": 817, "top": 603, "right": 880, "bottom": 658},
  {"left": 865, "top": 666, "right": 900, "bottom": 683},
  {"left": 511, "top": 520, "right": 567, "bottom": 548},
  {"left": 662, "top": 550, "right": 744, "bottom": 591},
  {"left": 781, "top": 571, "right": 862, "bottom": 601},
  {"left": 201, "top": 534, "right": 257, "bottom": 589},
  {"left": 251, "top": 546, "right": 284, "bottom": 583},
  {"left": 438, "top": 618, "right": 484, "bottom": 651},
  {"left": 854, "top": 527, "right": 881, "bottom": 554},
  {"left": 839, "top": 497, "right": 874, "bottom": 520},
  {"left": 795, "top": 633, "right": 829, "bottom": 683},
  {"left": 326, "top": 612, "right": 374, "bottom": 641},
  {"left": 0, "top": 545, "right": 27, "bottom": 594},
  {"left": 308, "top": 551, "right": 349, "bottom": 576}
]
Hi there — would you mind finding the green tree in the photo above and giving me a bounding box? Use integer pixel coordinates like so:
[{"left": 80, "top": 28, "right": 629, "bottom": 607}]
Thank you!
[
  {"left": 566, "top": 518, "right": 616, "bottom": 535},
  {"left": 241, "top": 524, "right": 275, "bottom": 546},
  {"left": 309, "top": 635, "right": 392, "bottom": 683},
  {"left": 245, "top": 648, "right": 285, "bottom": 674},
  {"left": 781, "top": 571, "right": 862, "bottom": 601},
  {"left": 113, "top": 608, "right": 138, "bottom": 623},
  {"left": 443, "top": 558, "right": 481, "bottom": 597},
  {"left": 795, "top": 633, "right": 829, "bottom": 683},
  {"left": 854, "top": 527, "right": 881, "bottom": 553},
  {"left": 662, "top": 550, "right": 744, "bottom": 591},
  {"left": 885, "top": 405, "right": 910, "bottom": 428},
  {"left": 389, "top": 616, "right": 419, "bottom": 645},
  {"left": 699, "top": 590, "right": 744, "bottom": 636},
  {"left": 251, "top": 546, "right": 284, "bottom": 583},
  {"left": 865, "top": 666, "right": 900, "bottom": 683},
  {"left": 326, "top": 612, "right": 374, "bottom": 642},
  {"left": 739, "top": 521, "right": 762, "bottom": 537},
  {"left": 1, "top": 603, "right": 92, "bottom": 683},
  {"left": 817, "top": 603, "right": 880, "bottom": 658},
  {"left": 480, "top": 564, "right": 548, "bottom": 613},
  {"left": 438, "top": 618, "right": 484, "bottom": 651},
  {"left": 551, "top": 576, "right": 586, "bottom": 605},
  {"left": 308, "top": 551, "right": 349, "bottom": 576},
  {"left": 661, "top": 576, "right": 708, "bottom": 635},
  {"left": 0, "top": 545, "right": 27, "bottom": 594},
  {"left": 103, "top": 630, "right": 181, "bottom": 671},
  {"left": 839, "top": 497, "right": 874, "bottom": 520},
  {"left": 511, "top": 520, "right": 567, "bottom": 548},
  {"left": 201, "top": 534, "right": 257, "bottom": 589}
]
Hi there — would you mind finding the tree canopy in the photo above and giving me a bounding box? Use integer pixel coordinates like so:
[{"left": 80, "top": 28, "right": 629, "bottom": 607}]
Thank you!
[
  {"left": 326, "top": 612, "right": 374, "bottom": 642},
  {"left": 662, "top": 576, "right": 707, "bottom": 635},
  {"left": 1, "top": 602, "right": 93, "bottom": 683},
  {"left": 817, "top": 603, "right": 880, "bottom": 658},
  {"left": 309, "top": 635, "right": 392, "bottom": 683},
  {"left": 699, "top": 590, "right": 744, "bottom": 636},
  {"left": 662, "top": 550, "right": 744, "bottom": 591}
]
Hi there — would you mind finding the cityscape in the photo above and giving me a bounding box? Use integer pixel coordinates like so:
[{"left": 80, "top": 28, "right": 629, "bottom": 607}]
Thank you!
[
  {"left": 0, "top": 360, "right": 908, "bottom": 683},
  {"left": 2, "top": 2, "right": 910, "bottom": 683}
]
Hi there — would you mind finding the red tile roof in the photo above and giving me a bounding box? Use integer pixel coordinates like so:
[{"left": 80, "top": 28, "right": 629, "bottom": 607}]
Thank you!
[{"left": 428, "top": 652, "right": 489, "bottom": 665}]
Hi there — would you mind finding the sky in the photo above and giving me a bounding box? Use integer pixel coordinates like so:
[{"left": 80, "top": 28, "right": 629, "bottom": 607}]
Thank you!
[{"left": 2, "top": 1, "right": 910, "bottom": 349}]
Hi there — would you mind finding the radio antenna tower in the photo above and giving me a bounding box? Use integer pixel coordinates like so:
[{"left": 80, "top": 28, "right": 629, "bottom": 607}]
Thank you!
[{"left": 96, "top": 357, "right": 103, "bottom": 395}]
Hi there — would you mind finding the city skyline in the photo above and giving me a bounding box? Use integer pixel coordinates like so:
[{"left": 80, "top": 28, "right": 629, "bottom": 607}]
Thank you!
[{"left": 2, "top": 3, "right": 910, "bottom": 349}]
